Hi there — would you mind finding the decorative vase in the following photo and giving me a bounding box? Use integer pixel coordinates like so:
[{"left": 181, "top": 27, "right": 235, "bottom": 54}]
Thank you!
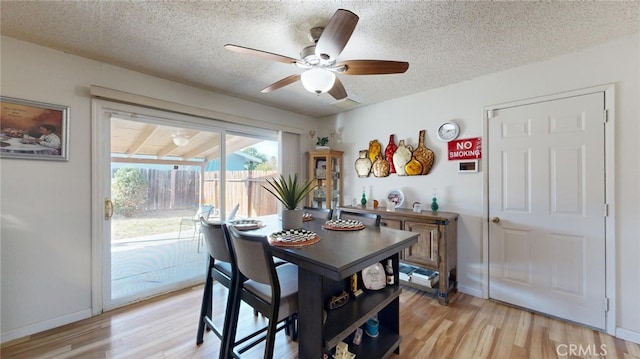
[
  {"left": 412, "top": 130, "right": 435, "bottom": 175},
  {"left": 404, "top": 156, "right": 423, "bottom": 175},
  {"left": 392, "top": 140, "right": 412, "bottom": 176},
  {"left": 372, "top": 155, "right": 390, "bottom": 177},
  {"left": 354, "top": 149, "right": 372, "bottom": 177},
  {"left": 384, "top": 134, "right": 398, "bottom": 173},
  {"left": 368, "top": 139, "right": 381, "bottom": 163},
  {"left": 431, "top": 197, "right": 439, "bottom": 212},
  {"left": 281, "top": 208, "right": 303, "bottom": 229}
]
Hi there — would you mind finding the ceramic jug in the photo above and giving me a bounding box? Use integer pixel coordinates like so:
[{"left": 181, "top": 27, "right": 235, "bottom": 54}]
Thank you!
[
  {"left": 384, "top": 134, "right": 398, "bottom": 173},
  {"left": 354, "top": 150, "right": 372, "bottom": 177},
  {"left": 412, "top": 130, "right": 435, "bottom": 175},
  {"left": 404, "top": 155, "right": 423, "bottom": 175},
  {"left": 372, "top": 155, "right": 390, "bottom": 177},
  {"left": 368, "top": 139, "right": 382, "bottom": 163},
  {"left": 392, "top": 140, "right": 412, "bottom": 176}
]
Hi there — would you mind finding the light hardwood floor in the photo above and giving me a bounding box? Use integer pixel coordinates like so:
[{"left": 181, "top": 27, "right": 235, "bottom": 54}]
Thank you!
[{"left": 2, "top": 283, "right": 639, "bottom": 359}]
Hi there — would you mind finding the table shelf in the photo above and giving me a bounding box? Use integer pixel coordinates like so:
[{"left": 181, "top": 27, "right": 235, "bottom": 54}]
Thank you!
[
  {"left": 323, "top": 285, "right": 401, "bottom": 350},
  {"left": 329, "top": 325, "right": 401, "bottom": 359}
]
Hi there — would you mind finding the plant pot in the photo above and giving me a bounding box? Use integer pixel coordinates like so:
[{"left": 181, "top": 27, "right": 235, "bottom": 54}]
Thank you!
[{"left": 282, "top": 208, "right": 303, "bottom": 229}]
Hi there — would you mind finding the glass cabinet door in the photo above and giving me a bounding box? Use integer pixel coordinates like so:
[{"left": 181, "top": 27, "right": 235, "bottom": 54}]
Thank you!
[{"left": 307, "top": 149, "right": 343, "bottom": 209}]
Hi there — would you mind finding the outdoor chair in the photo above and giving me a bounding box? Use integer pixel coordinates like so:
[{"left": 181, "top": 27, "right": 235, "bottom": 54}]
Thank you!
[{"left": 179, "top": 205, "right": 215, "bottom": 252}]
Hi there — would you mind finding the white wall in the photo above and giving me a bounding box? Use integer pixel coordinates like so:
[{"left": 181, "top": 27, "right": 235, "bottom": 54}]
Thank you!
[
  {"left": 0, "top": 36, "right": 316, "bottom": 342},
  {"left": 2, "top": 33, "right": 639, "bottom": 344},
  {"left": 320, "top": 34, "right": 640, "bottom": 341}
]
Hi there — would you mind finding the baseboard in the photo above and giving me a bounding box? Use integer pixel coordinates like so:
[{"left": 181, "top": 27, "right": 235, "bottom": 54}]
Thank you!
[
  {"left": 0, "top": 308, "right": 92, "bottom": 344},
  {"left": 458, "top": 284, "right": 484, "bottom": 298},
  {"left": 616, "top": 327, "right": 640, "bottom": 345}
]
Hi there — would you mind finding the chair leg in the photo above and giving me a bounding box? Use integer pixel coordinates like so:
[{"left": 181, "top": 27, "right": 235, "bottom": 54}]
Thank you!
[
  {"left": 222, "top": 274, "right": 242, "bottom": 359},
  {"left": 197, "top": 230, "right": 203, "bottom": 253},
  {"left": 282, "top": 315, "right": 297, "bottom": 341},
  {"left": 263, "top": 310, "right": 279, "bottom": 359},
  {"left": 196, "top": 266, "right": 213, "bottom": 345}
]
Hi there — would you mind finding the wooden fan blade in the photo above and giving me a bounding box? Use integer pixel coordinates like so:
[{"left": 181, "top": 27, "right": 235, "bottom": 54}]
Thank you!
[
  {"left": 336, "top": 60, "right": 409, "bottom": 75},
  {"left": 224, "top": 44, "right": 299, "bottom": 64},
  {"left": 328, "top": 77, "right": 347, "bottom": 100},
  {"left": 260, "top": 74, "right": 301, "bottom": 93},
  {"left": 315, "top": 9, "right": 359, "bottom": 61}
]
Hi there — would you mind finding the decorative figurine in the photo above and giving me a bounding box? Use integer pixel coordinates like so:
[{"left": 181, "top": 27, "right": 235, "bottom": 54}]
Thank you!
[
  {"left": 431, "top": 189, "right": 439, "bottom": 212},
  {"left": 327, "top": 291, "right": 350, "bottom": 310},
  {"left": 351, "top": 273, "right": 363, "bottom": 298}
]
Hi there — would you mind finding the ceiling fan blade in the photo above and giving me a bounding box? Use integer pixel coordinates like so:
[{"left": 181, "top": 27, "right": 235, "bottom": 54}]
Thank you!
[
  {"left": 328, "top": 77, "right": 347, "bottom": 100},
  {"left": 224, "top": 44, "right": 299, "bottom": 64},
  {"left": 260, "top": 74, "right": 301, "bottom": 93},
  {"left": 315, "top": 9, "right": 359, "bottom": 61},
  {"left": 336, "top": 60, "right": 409, "bottom": 75}
]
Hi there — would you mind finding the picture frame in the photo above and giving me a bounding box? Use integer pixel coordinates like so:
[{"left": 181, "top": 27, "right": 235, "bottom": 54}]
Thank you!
[{"left": 0, "top": 96, "right": 69, "bottom": 161}]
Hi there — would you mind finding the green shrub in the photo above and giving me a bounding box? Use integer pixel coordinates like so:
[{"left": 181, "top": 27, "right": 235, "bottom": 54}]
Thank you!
[{"left": 112, "top": 167, "right": 149, "bottom": 217}]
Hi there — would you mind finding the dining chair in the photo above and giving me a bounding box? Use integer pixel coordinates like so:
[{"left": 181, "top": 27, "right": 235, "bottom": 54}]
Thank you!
[
  {"left": 302, "top": 206, "right": 333, "bottom": 221},
  {"left": 196, "top": 218, "right": 235, "bottom": 357},
  {"left": 337, "top": 209, "right": 381, "bottom": 227},
  {"left": 224, "top": 224, "right": 298, "bottom": 359}
]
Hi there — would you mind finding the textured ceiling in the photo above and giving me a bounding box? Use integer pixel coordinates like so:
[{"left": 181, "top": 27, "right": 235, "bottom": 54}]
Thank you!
[{"left": 1, "top": 1, "right": 639, "bottom": 118}]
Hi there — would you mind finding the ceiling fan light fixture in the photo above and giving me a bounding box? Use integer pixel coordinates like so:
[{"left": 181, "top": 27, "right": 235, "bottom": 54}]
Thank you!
[
  {"left": 301, "top": 68, "right": 335, "bottom": 94},
  {"left": 172, "top": 133, "right": 190, "bottom": 147}
]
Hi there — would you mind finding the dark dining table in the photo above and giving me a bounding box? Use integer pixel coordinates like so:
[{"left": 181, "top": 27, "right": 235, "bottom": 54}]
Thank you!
[{"left": 247, "top": 215, "right": 419, "bottom": 359}]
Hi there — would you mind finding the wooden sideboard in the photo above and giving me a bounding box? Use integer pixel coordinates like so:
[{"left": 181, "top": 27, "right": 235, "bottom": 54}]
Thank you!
[{"left": 339, "top": 206, "right": 458, "bottom": 304}]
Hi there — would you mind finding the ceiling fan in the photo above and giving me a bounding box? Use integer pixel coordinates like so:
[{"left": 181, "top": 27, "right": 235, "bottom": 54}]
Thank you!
[{"left": 224, "top": 9, "right": 409, "bottom": 100}]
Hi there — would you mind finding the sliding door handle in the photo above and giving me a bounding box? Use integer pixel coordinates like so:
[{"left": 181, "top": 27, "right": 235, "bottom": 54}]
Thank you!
[{"left": 105, "top": 198, "right": 114, "bottom": 220}]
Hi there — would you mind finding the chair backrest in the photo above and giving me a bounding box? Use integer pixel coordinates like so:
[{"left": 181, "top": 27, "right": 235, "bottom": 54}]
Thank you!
[
  {"left": 337, "top": 210, "right": 380, "bottom": 227},
  {"left": 200, "top": 218, "right": 232, "bottom": 263},
  {"left": 225, "top": 225, "right": 277, "bottom": 287},
  {"left": 197, "top": 205, "right": 215, "bottom": 220},
  {"left": 227, "top": 203, "right": 240, "bottom": 220},
  {"left": 302, "top": 206, "right": 333, "bottom": 221}
]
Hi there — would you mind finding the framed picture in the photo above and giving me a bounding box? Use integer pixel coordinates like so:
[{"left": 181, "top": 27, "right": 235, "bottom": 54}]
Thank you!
[{"left": 0, "top": 96, "right": 69, "bottom": 161}]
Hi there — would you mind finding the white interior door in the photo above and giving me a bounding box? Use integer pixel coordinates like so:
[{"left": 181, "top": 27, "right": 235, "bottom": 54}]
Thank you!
[{"left": 488, "top": 92, "right": 607, "bottom": 329}]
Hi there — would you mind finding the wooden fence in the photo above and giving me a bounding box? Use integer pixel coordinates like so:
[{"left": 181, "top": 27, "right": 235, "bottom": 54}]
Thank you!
[{"left": 114, "top": 168, "right": 279, "bottom": 217}]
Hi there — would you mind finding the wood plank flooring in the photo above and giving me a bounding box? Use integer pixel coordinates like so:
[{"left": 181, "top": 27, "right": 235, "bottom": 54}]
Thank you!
[{"left": 2, "top": 283, "right": 639, "bottom": 358}]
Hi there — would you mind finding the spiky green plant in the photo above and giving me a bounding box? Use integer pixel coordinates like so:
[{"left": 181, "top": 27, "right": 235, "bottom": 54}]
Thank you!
[{"left": 262, "top": 174, "right": 317, "bottom": 210}]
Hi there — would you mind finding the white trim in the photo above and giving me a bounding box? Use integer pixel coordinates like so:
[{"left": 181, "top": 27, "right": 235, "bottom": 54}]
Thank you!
[
  {"left": 458, "top": 284, "right": 484, "bottom": 299},
  {"left": 603, "top": 85, "right": 616, "bottom": 336},
  {"left": 1, "top": 309, "right": 92, "bottom": 343},
  {"left": 91, "top": 98, "right": 286, "bottom": 313},
  {"left": 89, "top": 85, "right": 306, "bottom": 135},
  {"left": 482, "top": 84, "right": 616, "bottom": 334},
  {"left": 481, "top": 107, "right": 490, "bottom": 299},
  {"left": 90, "top": 100, "right": 108, "bottom": 315},
  {"left": 616, "top": 328, "right": 640, "bottom": 345}
]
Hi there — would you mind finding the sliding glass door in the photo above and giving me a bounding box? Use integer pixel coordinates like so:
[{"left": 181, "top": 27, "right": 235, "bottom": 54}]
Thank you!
[{"left": 96, "top": 101, "right": 278, "bottom": 310}]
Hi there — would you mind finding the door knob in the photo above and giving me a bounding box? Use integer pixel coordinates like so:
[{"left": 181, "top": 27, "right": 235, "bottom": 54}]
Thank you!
[{"left": 491, "top": 217, "right": 500, "bottom": 224}]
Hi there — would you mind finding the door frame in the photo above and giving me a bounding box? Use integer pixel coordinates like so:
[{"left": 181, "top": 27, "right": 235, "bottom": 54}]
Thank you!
[{"left": 481, "top": 84, "right": 616, "bottom": 334}]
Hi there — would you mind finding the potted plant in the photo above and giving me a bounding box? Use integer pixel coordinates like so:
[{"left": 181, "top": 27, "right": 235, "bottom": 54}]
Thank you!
[
  {"left": 263, "top": 174, "right": 317, "bottom": 229},
  {"left": 316, "top": 136, "right": 329, "bottom": 149}
]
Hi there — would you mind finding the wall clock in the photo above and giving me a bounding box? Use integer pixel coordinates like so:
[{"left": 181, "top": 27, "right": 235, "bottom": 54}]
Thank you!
[{"left": 436, "top": 121, "right": 460, "bottom": 142}]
